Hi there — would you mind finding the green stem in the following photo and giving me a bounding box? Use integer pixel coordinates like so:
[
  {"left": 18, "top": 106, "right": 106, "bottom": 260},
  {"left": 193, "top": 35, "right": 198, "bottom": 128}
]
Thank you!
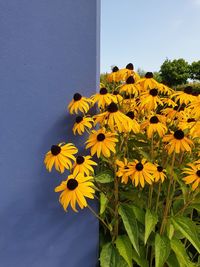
[
  {"left": 155, "top": 182, "right": 161, "bottom": 213},
  {"left": 160, "top": 151, "right": 176, "bottom": 235},
  {"left": 87, "top": 204, "right": 111, "bottom": 231}
]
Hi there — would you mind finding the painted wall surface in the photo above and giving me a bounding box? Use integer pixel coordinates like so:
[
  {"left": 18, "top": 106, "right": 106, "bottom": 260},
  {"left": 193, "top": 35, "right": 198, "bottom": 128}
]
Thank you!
[{"left": 0, "top": 1, "right": 100, "bottom": 266}]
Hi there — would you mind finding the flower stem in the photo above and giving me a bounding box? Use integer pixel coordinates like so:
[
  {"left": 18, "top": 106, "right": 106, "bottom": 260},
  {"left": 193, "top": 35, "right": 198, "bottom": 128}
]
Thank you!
[
  {"left": 160, "top": 151, "right": 176, "bottom": 234},
  {"left": 87, "top": 204, "right": 110, "bottom": 231}
]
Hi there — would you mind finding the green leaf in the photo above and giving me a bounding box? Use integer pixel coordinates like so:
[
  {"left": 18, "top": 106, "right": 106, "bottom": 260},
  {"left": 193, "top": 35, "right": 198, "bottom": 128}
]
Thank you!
[
  {"left": 95, "top": 170, "right": 114, "bottom": 183},
  {"left": 115, "top": 235, "right": 132, "bottom": 267},
  {"left": 119, "top": 204, "right": 140, "bottom": 255},
  {"left": 166, "top": 222, "right": 175, "bottom": 240},
  {"left": 144, "top": 209, "right": 158, "bottom": 244},
  {"left": 166, "top": 252, "right": 180, "bottom": 267},
  {"left": 132, "top": 205, "right": 145, "bottom": 225},
  {"left": 132, "top": 250, "right": 149, "bottom": 267},
  {"left": 100, "top": 192, "right": 108, "bottom": 215},
  {"left": 171, "top": 216, "right": 200, "bottom": 254},
  {"left": 155, "top": 234, "right": 171, "bottom": 267},
  {"left": 100, "top": 242, "right": 129, "bottom": 267},
  {"left": 171, "top": 238, "right": 196, "bottom": 267}
]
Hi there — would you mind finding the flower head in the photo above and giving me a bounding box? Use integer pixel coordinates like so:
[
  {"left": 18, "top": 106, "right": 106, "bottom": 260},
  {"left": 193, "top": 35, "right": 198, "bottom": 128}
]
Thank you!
[
  {"left": 73, "top": 116, "right": 93, "bottom": 135},
  {"left": 183, "top": 163, "right": 200, "bottom": 190},
  {"left": 73, "top": 155, "right": 97, "bottom": 176},
  {"left": 55, "top": 174, "right": 95, "bottom": 211},
  {"left": 68, "top": 93, "right": 92, "bottom": 114}
]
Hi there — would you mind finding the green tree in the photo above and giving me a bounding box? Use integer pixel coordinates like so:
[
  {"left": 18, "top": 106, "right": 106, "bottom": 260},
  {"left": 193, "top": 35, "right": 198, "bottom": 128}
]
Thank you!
[
  {"left": 160, "top": 58, "right": 190, "bottom": 87},
  {"left": 190, "top": 60, "right": 200, "bottom": 81}
]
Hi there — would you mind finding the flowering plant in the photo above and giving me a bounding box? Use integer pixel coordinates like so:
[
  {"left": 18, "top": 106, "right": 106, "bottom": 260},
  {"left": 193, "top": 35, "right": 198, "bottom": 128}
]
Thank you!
[{"left": 44, "top": 63, "right": 200, "bottom": 267}]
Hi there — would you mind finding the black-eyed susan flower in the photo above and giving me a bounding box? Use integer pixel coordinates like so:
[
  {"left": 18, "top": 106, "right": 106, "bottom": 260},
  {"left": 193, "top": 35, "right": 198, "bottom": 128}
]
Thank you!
[
  {"left": 73, "top": 155, "right": 97, "bottom": 176},
  {"left": 140, "top": 88, "right": 163, "bottom": 110},
  {"left": 119, "top": 76, "right": 140, "bottom": 97},
  {"left": 91, "top": 87, "right": 116, "bottom": 109},
  {"left": 117, "top": 63, "right": 134, "bottom": 81},
  {"left": 141, "top": 115, "right": 167, "bottom": 139},
  {"left": 73, "top": 116, "right": 93, "bottom": 135},
  {"left": 55, "top": 174, "right": 95, "bottom": 212},
  {"left": 163, "top": 130, "right": 193, "bottom": 154},
  {"left": 161, "top": 105, "right": 184, "bottom": 121},
  {"left": 85, "top": 128, "right": 118, "bottom": 158},
  {"left": 153, "top": 165, "right": 166, "bottom": 183},
  {"left": 125, "top": 159, "right": 156, "bottom": 187},
  {"left": 44, "top": 143, "right": 78, "bottom": 173},
  {"left": 112, "top": 90, "right": 123, "bottom": 104},
  {"left": 158, "top": 83, "right": 174, "bottom": 96},
  {"left": 172, "top": 86, "right": 196, "bottom": 105},
  {"left": 183, "top": 163, "right": 200, "bottom": 190},
  {"left": 94, "top": 102, "right": 133, "bottom": 133},
  {"left": 125, "top": 111, "right": 140, "bottom": 133},
  {"left": 189, "top": 95, "right": 200, "bottom": 119},
  {"left": 68, "top": 93, "right": 92, "bottom": 114},
  {"left": 107, "top": 66, "right": 121, "bottom": 83},
  {"left": 137, "top": 72, "right": 159, "bottom": 90},
  {"left": 161, "top": 97, "right": 177, "bottom": 108},
  {"left": 116, "top": 158, "right": 130, "bottom": 184}
]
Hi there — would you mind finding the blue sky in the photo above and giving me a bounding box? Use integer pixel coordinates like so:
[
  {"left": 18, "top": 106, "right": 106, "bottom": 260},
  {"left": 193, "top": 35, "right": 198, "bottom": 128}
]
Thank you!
[{"left": 101, "top": 0, "right": 200, "bottom": 73}]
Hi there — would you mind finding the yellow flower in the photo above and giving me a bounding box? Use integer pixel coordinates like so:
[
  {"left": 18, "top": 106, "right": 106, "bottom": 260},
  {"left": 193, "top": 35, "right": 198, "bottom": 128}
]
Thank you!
[
  {"left": 183, "top": 163, "right": 200, "bottom": 190},
  {"left": 189, "top": 95, "right": 200, "bottom": 119},
  {"left": 116, "top": 158, "right": 130, "bottom": 184},
  {"left": 158, "top": 83, "right": 174, "bottom": 96},
  {"left": 125, "top": 159, "right": 156, "bottom": 187},
  {"left": 68, "top": 93, "right": 92, "bottom": 114},
  {"left": 161, "top": 106, "right": 184, "bottom": 121},
  {"left": 94, "top": 102, "right": 133, "bottom": 133},
  {"left": 125, "top": 111, "right": 140, "bottom": 133},
  {"left": 44, "top": 143, "right": 78, "bottom": 173},
  {"left": 117, "top": 63, "right": 134, "bottom": 81},
  {"left": 85, "top": 128, "right": 118, "bottom": 158},
  {"left": 172, "top": 86, "right": 196, "bottom": 105},
  {"left": 141, "top": 115, "right": 167, "bottom": 138},
  {"left": 91, "top": 87, "right": 116, "bottom": 109},
  {"left": 140, "top": 88, "right": 163, "bottom": 110},
  {"left": 107, "top": 66, "right": 121, "bottom": 82},
  {"left": 153, "top": 165, "right": 166, "bottom": 183},
  {"left": 137, "top": 72, "right": 159, "bottom": 90},
  {"left": 161, "top": 97, "right": 177, "bottom": 108},
  {"left": 119, "top": 76, "right": 140, "bottom": 96},
  {"left": 112, "top": 91, "right": 124, "bottom": 104},
  {"left": 55, "top": 174, "right": 95, "bottom": 212},
  {"left": 178, "top": 111, "right": 200, "bottom": 138},
  {"left": 163, "top": 130, "right": 193, "bottom": 154},
  {"left": 73, "top": 116, "right": 93, "bottom": 135},
  {"left": 73, "top": 155, "right": 97, "bottom": 176}
]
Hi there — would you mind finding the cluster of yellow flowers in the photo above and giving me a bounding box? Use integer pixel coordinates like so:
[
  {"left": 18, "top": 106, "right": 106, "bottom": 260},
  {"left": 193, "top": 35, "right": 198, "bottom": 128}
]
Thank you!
[{"left": 44, "top": 63, "right": 200, "bottom": 212}]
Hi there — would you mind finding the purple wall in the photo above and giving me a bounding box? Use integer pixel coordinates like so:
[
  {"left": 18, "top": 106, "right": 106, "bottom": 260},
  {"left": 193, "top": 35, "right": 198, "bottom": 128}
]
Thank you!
[{"left": 0, "top": 1, "right": 100, "bottom": 266}]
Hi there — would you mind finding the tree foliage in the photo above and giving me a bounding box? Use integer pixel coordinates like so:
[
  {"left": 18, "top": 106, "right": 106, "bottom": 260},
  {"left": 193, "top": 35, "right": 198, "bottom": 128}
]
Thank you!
[
  {"left": 160, "top": 58, "right": 190, "bottom": 87},
  {"left": 190, "top": 60, "right": 200, "bottom": 81}
]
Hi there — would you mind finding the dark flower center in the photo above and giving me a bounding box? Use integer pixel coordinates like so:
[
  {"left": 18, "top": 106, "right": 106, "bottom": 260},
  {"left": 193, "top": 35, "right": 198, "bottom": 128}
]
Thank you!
[
  {"left": 150, "top": 88, "right": 158, "bottom": 96},
  {"left": 126, "top": 63, "right": 134, "bottom": 70},
  {"left": 157, "top": 166, "right": 163, "bottom": 172},
  {"left": 75, "top": 116, "right": 83, "bottom": 123},
  {"left": 76, "top": 155, "right": 85, "bottom": 164},
  {"left": 67, "top": 179, "right": 78, "bottom": 190},
  {"left": 126, "top": 76, "right": 135, "bottom": 84},
  {"left": 73, "top": 93, "right": 82, "bottom": 101},
  {"left": 100, "top": 87, "right": 108, "bottom": 95},
  {"left": 174, "top": 130, "right": 184, "bottom": 140},
  {"left": 112, "top": 66, "right": 119, "bottom": 72},
  {"left": 196, "top": 170, "right": 200, "bottom": 177},
  {"left": 113, "top": 90, "right": 119, "bottom": 95},
  {"left": 136, "top": 163, "right": 144, "bottom": 171},
  {"left": 184, "top": 86, "right": 193, "bottom": 94},
  {"left": 150, "top": 116, "right": 159, "bottom": 124},
  {"left": 97, "top": 133, "right": 106, "bottom": 141},
  {"left": 107, "top": 102, "right": 118, "bottom": 113},
  {"left": 145, "top": 72, "right": 153, "bottom": 78},
  {"left": 51, "top": 145, "right": 61, "bottom": 156},
  {"left": 187, "top": 118, "right": 196, "bottom": 123},
  {"left": 192, "top": 92, "right": 199, "bottom": 96},
  {"left": 126, "top": 111, "right": 135, "bottom": 119}
]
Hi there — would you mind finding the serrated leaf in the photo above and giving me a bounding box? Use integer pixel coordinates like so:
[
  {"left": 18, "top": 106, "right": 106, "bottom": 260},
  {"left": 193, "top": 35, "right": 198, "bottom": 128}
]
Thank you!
[
  {"left": 171, "top": 216, "right": 200, "bottom": 254},
  {"left": 155, "top": 234, "right": 171, "bottom": 267},
  {"left": 95, "top": 170, "right": 114, "bottom": 183},
  {"left": 171, "top": 238, "right": 196, "bottom": 267},
  {"left": 132, "top": 205, "right": 145, "bottom": 225},
  {"left": 100, "top": 242, "right": 129, "bottom": 267},
  {"left": 100, "top": 192, "right": 108, "bottom": 215},
  {"left": 115, "top": 235, "right": 132, "bottom": 267},
  {"left": 144, "top": 209, "right": 158, "bottom": 244},
  {"left": 132, "top": 249, "right": 149, "bottom": 267},
  {"left": 119, "top": 204, "right": 140, "bottom": 255}
]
